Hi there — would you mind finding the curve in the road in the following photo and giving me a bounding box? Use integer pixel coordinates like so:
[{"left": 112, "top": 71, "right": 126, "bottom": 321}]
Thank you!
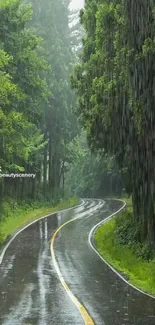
[
  {"left": 1, "top": 198, "right": 155, "bottom": 325},
  {"left": 89, "top": 199, "right": 155, "bottom": 300},
  {"left": 50, "top": 200, "right": 104, "bottom": 325},
  {"left": 0, "top": 199, "right": 85, "bottom": 266},
  {"left": 0, "top": 199, "right": 95, "bottom": 325},
  {"left": 51, "top": 219, "right": 94, "bottom": 325}
]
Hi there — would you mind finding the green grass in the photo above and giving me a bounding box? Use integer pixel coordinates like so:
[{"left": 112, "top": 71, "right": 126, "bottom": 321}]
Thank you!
[
  {"left": 120, "top": 196, "right": 132, "bottom": 206},
  {"left": 118, "top": 196, "right": 133, "bottom": 212},
  {"left": 95, "top": 197, "right": 155, "bottom": 296},
  {"left": 0, "top": 197, "right": 80, "bottom": 243}
]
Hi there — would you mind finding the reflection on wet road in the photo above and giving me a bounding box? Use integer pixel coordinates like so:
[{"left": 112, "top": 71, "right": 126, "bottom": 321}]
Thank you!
[{"left": 0, "top": 199, "right": 155, "bottom": 325}]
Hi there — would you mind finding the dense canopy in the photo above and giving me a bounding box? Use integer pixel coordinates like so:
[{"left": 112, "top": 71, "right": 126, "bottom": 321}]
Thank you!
[{"left": 72, "top": 0, "right": 155, "bottom": 246}]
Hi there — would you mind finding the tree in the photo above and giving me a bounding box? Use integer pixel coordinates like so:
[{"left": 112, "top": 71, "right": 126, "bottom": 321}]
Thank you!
[
  {"left": 28, "top": 0, "right": 79, "bottom": 198},
  {"left": 0, "top": 0, "right": 49, "bottom": 200},
  {"left": 72, "top": 0, "right": 155, "bottom": 246},
  {"left": 65, "top": 132, "right": 124, "bottom": 198}
]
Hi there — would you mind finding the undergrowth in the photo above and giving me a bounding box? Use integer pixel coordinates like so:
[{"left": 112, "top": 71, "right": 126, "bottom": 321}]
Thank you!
[
  {"left": 115, "top": 210, "right": 155, "bottom": 261},
  {"left": 0, "top": 196, "right": 80, "bottom": 244},
  {"left": 95, "top": 197, "right": 155, "bottom": 295}
]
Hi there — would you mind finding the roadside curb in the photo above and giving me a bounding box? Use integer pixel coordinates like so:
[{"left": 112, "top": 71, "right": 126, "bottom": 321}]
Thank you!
[{"left": 88, "top": 199, "right": 155, "bottom": 300}]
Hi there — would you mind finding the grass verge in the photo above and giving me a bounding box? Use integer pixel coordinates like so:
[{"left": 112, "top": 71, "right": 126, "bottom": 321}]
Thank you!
[
  {"left": 94, "top": 197, "right": 155, "bottom": 296},
  {"left": 0, "top": 197, "right": 80, "bottom": 244}
]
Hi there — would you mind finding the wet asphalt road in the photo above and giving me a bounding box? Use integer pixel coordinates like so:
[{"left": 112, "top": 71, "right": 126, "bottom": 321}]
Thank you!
[{"left": 0, "top": 199, "right": 155, "bottom": 325}]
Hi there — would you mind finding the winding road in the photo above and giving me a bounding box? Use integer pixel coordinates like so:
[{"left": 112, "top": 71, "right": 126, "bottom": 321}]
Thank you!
[{"left": 0, "top": 199, "right": 155, "bottom": 325}]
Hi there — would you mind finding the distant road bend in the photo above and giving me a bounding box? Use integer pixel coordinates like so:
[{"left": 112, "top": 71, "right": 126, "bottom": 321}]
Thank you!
[{"left": 0, "top": 199, "right": 155, "bottom": 325}]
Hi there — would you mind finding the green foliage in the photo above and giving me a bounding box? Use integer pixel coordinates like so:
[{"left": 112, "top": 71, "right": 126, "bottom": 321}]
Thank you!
[
  {"left": 0, "top": 230, "right": 4, "bottom": 244},
  {"left": 95, "top": 213, "right": 155, "bottom": 296},
  {"left": 0, "top": 0, "right": 80, "bottom": 212},
  {"left": 0, "top": 196, "right": 80, "bottom": 243},
  {"left": 25, "top": 0, "right": 80, "bottom": 197},
  {"left": 115, "top": 211, "right": 139, "bottom": 245},
  {"left": 115, "top": 210, "right": 155, "bottom": 261},
  {"left": 72, "top": 0, "right": 155, "bottom": 245},
  {"left": 65, "top": 132, "right": 124, "bottom": 198},
  {"left": 0, "top": 0, "right": 49, "bottom": 183}
]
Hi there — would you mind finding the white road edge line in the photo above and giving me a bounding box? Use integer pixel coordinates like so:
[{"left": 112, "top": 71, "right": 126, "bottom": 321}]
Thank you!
[
  {"left": 0, "top": 200, "right": 85, "bottom": 265},
  {"left": 88, "top": 198, "right": 155, "bottom": 300}
]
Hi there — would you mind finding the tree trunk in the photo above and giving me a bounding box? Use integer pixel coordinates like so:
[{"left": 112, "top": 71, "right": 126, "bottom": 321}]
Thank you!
[
  {"left": 43, "top": 133, "right": 48, "bottom": 197},
  {"left": 48, "top": 132, "right": 52, "bottom": 191}
]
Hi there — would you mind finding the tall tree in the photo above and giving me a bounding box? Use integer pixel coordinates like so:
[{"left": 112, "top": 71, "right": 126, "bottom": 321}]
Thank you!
[
  {"left": 28, "top": 0, "right": 79, "bottom": 197},
  {"left": 0, "top": 0, "right": 49, "bottom": 201},
  {"left": 72, "top": 0, "right": 155, "bottom": 246}
]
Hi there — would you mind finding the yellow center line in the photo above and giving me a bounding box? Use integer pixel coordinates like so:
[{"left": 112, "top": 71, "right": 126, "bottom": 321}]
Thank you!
[{"left": 50, "top": 218, "right": 95, "bottom": 325}]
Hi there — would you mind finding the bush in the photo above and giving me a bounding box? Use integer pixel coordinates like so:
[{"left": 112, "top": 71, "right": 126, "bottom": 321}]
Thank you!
[
  {"left": 115, "top": 210, "right": 139, "bottom": 244},
  {"left": 0, "top": 229, "right": 4, "bottom": 244},
  {"left": 132, "top": 241, "right": 154, "bottom": 261},
  {"left": 115, "top": 210, "right": 155, "bottom": 261}
]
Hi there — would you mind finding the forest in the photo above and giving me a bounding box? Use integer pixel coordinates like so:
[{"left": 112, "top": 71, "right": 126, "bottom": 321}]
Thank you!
[
  {"left": 0, "top": 0, "right": 79, "bottom": 207},
  {"left": 72, "top": 0, "right": 155, "bottom": 248},
  {"left": 0, "top": 0, "right": 155, "bottom": 250},
  {"left": 0, "top": 0, "right": 123, "bottom": 213}
]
